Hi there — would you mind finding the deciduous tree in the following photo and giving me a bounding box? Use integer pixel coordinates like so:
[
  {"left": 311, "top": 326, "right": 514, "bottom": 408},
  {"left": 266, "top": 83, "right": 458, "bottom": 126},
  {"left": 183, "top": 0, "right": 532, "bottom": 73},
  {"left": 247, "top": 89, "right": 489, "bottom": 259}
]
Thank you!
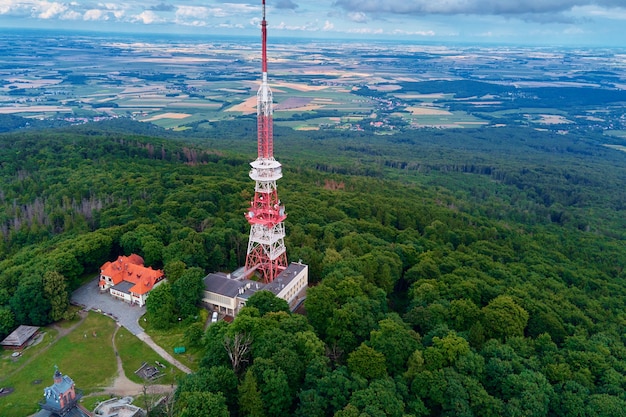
[{"left": 43, "top": 270, "right": 68, "bottom": 321}]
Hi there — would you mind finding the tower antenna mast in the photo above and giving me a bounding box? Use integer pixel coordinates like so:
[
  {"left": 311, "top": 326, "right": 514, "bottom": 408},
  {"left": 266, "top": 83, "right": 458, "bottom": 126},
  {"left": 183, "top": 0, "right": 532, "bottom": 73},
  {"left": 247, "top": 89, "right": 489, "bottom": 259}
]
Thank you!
[{"left": 244, "top": 0, "right": 288, "bottom": 283}]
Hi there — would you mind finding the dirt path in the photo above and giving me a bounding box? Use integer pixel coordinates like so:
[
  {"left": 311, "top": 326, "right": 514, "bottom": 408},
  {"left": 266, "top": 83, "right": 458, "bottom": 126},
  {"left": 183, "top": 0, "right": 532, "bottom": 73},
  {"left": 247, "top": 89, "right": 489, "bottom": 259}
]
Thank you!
[{"left": 85, "top": 325, "right": 174, "bottom": 397}]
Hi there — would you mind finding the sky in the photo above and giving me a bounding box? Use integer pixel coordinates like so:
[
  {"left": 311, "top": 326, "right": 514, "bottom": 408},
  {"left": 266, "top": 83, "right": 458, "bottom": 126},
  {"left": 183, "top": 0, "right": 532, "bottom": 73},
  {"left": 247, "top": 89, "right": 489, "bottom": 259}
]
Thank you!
[{"left": 2, "top": 0, "right": 626, "bottom": 46}]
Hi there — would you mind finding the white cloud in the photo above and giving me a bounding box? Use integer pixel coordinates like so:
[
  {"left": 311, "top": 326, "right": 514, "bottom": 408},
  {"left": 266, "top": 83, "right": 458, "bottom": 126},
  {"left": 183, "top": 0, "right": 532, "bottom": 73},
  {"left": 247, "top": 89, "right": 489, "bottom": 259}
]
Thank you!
[
  {"left": 132, "top": 10, "right": 162, "bottom": 25},
  {"left": 563, "top": 26, "right": 586, "bottom": 34},
  {"left": 83, "top": 9, "right": 108, "bottom": 21},
  {"left": 36, "top": 1, "right": 67, "bottom": 19},
  {"left": 571, "top": 5, "right": 626, "bottom": 20},
  {"left": 61, "top": 9, "right": 80, "bottom": 20},
  {"left": 274, "top": 20, "right": 328, "bottom": 32},
  {"left": 334, "top": 0, "right": 626, "bottom": 17},
  {"left": 391, "top": 29, "right": 436, "bottom": 36},
  {"left": 218, "top": 22, "right": 245, "bottom": 29},
  {"left": 345, "top": 27, "right": 384, "bottom": 34},
  {"left": 348, "top": 11, "right": 367, "bottom": 23}
]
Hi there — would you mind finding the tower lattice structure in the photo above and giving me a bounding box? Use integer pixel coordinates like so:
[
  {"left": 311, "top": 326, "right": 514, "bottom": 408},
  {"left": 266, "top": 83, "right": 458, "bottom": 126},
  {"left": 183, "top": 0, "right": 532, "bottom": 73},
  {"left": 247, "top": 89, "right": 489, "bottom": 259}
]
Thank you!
[{"left": 245, "top": 0, "right": 287, "bottom": 283}]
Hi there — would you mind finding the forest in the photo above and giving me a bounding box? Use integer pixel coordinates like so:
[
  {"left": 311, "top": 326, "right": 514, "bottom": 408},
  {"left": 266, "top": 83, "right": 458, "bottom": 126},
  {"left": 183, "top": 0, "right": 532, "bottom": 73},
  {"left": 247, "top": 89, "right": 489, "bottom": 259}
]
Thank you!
[{"left": 1, "top": 117, "right": 626, "bottom": 416}]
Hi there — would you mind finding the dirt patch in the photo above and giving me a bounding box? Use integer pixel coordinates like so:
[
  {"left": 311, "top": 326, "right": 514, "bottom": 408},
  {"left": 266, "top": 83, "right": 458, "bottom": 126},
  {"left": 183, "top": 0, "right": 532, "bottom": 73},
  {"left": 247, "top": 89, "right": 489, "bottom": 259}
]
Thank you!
[
  {"left": 531, "top": 114, "right": 573, "bottom": 125},
  {"left": 143, "top": 112, "right": 191, "bottom": 122},
  {"left": 275, "top": 97, "right": 312, "bottom": 110},
  {"left": 226, "top": 96, "right": 256, "bottom": 113},
  {"left": 406, "top": 106, "right": 452, "bottom": 115},
  {"left": 273, "top": 82, "right": 327, "bottom": 92},
  {"left": 0, "top": 106, "right": 72, "bottom": 114}
]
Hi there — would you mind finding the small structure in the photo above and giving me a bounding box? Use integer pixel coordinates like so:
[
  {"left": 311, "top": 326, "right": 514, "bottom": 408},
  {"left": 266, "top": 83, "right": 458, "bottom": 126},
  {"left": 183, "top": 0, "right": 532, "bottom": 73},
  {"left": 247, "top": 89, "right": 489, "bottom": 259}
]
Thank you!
[
  {"left": 134, "top": 362, "right": 162, "bottom": 380},
  {"left": 203, "top": 262, "right": 308, "bottom": 317},
  {"left": 93, "top": 397, "right": 144, "bottom": 417},
  {"left": 99, "top": 255, "right": 164, "bottom": 307},
  {"left": 0, "top": 325, "right": 39, "bottom": 349},
  {"left": 34, "top": 367, "right": 91, "bottom": 417}
]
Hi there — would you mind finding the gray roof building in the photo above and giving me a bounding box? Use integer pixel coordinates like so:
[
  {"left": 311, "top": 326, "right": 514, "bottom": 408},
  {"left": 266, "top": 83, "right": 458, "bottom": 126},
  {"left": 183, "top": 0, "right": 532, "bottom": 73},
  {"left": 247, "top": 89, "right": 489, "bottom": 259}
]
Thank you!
[
  {"left": 0, "top": 325, "right": 39, "bottom": 349},
  {"left": 203, "top": 262, "right": 308, "bottom": 317},
  {"left": 35, "top": 367, "right": 90, "bottom": 417}
]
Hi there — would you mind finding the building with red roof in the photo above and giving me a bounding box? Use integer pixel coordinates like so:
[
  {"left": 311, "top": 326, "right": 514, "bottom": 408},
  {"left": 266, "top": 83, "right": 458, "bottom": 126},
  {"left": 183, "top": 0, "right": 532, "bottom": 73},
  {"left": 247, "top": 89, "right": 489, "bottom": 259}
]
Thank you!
[{"left": 99, "top": 254, "right": 164, "bottom": 307}]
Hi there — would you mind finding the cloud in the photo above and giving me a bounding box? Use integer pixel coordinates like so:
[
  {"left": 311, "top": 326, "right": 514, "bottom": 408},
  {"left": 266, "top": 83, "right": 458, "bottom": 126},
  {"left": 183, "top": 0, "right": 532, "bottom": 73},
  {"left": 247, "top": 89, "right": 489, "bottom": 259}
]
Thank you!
[
  {"left": 175, "top": 3, "right": 256, "bottom": 22},
  {"left": 333, "top": 0, "right": 626, "bottom": 21},
  {"left": 275, "top": 0, "right": 298, "bottom": 9},
  {"left": 83, "top": 9, "right": 108, "bottom": 21},
  {"left": 61, "top": 9, "right": 81, "bottom": 19},
  {"left": 150, "top": 2, "right": 174, "bottom": 12},
  {"left": 345, "top": 27, "right": 383, "bottom": 34},
  {"left": 573, "top": 4, "right": 626, "bottom": 19},
  {"left": 347, "top": 11, "right": 367, "bottom": 23},
  {"left": 36, "top": 1, "right": 67, "bottom": 19},
  {"left": 132, "top": 10, "right": 163, "bottom": 24},
  {"left": 273, "top": 19, "right": 332, "bottom": 32},
  {"left": 391, "top": 28, "right": 435, "bottom": 36},
  {"left": 0, "top": 0, "right": 70, "bottom": 19}
]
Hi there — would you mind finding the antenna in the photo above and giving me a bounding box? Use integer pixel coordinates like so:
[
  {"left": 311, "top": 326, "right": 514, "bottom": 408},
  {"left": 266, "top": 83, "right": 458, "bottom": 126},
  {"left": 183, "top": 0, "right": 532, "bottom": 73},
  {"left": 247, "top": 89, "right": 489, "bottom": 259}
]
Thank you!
[{"left": 262, "top": 0, "right": 267, "bottom": 74}]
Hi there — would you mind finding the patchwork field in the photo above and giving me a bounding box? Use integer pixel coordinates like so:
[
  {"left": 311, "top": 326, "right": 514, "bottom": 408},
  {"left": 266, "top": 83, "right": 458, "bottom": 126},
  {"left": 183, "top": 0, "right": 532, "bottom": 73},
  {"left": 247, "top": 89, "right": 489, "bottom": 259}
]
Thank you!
[{"left": 2, "top": 32, "right": 626, "bottom": 132}]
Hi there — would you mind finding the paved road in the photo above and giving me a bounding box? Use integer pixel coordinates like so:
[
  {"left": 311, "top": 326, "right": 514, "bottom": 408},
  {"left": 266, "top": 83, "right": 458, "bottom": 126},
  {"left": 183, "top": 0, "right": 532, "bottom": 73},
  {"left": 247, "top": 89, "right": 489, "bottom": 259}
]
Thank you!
[
  {"left": 71, "top": 276, "right": 192, "bottom": 375},
  {"left": 72, "top": 276, "right": 146, "bottom": 335}
]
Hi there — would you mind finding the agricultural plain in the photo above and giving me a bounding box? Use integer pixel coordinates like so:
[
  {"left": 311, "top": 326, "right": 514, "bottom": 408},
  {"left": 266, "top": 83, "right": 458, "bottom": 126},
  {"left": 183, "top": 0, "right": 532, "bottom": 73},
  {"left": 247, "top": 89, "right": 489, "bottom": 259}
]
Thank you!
[{"left": 2, "top": 31, "right": 626, "bottom": 135}]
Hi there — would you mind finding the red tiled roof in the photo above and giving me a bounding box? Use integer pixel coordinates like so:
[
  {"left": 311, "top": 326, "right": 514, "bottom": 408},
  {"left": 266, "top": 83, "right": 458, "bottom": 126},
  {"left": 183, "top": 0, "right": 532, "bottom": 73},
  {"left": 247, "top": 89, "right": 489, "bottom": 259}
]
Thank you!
[{"left": 100, "top": 255, "right": 163, "bottom": 295}]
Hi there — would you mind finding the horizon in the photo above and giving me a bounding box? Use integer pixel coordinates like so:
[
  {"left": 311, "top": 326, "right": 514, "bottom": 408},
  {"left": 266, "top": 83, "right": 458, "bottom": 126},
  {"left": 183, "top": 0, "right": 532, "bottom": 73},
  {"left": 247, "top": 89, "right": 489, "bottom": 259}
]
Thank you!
[
  {"left": 1, "top": 1, "right": 626, "bottom": 48},
  {"left": 4, "top": 27, "right": 626, "bottom": 50}
]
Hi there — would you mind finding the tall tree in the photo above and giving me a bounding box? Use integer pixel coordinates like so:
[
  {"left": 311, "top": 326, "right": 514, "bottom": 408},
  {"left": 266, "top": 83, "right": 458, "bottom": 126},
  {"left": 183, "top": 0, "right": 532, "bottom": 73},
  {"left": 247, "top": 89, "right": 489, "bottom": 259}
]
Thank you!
[
  {"left": 347, "top": 343, "right": 388, "bottom": 380},
  {"left": 164, "top": 260, "right": 187, "bottom": 285},
  {"left": 10, "top": 276, "right": 51, "bottom": 325},
  {"left": 0, "top": 306, "right": 15, "bottom": 339},
  {"left": 482, "top": 295, "right": 529, "bottom": 341},
  {"left": 43, "top": 270, "right": 69, "bottom": 321},
  {"left": 171, "top": 267, "right": 205, "bottom": 319},
  {"left": 244, "top": 290, "right": 290, "bottom": 316},
  {"left": 145, "top": 282, "right": 176, "bottom": 329},
  {"left": 176, "top": 391, "right": 229, "bottom": 417},
  {"left": 369, "top": 315, "right": 421, "bottom": 376},
  {"left": 238, "top": 369, "right": 265, "bottom": 417}
]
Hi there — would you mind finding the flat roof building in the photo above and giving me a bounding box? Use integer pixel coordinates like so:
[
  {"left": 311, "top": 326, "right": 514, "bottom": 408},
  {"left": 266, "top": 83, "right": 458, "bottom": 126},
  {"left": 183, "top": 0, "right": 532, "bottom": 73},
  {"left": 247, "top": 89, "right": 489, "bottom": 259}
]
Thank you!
[{"left": 203, "top": 262, "right": 308, "bottom": 317}]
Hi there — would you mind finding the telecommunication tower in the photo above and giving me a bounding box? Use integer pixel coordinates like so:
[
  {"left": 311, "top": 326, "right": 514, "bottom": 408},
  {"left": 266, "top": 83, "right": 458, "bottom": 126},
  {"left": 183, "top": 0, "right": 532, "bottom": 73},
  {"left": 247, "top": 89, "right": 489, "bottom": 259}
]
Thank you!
[{"left": 244, "top": 0, "right": 288, "bottom": 283}]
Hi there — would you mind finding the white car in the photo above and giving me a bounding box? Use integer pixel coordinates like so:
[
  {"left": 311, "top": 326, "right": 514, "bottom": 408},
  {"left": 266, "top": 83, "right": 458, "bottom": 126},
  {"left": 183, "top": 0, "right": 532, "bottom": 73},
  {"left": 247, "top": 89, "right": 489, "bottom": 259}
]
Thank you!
[{"left": 211, "top": 311, "right": 218, "bottom": 323}]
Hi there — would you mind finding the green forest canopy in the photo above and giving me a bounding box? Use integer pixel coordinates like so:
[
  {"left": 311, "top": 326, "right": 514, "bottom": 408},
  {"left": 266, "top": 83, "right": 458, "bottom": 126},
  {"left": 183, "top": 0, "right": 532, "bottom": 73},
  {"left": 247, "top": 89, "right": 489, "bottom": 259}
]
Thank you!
[{"left": 1, "top": 118, "right": 626, "bottom": 416}]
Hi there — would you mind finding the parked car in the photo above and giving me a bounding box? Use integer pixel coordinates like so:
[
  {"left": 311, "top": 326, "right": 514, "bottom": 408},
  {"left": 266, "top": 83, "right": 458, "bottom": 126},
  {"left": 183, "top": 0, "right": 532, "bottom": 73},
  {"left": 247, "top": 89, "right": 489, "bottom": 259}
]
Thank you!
[{"left": 211, "top": 311, "right": 218, "bottom": 323}]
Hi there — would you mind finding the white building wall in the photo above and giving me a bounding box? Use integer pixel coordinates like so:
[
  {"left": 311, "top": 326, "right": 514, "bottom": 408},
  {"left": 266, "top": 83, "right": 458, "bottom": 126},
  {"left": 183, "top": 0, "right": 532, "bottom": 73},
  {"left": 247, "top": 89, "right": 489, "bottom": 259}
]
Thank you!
[{"left": 276, "top": 264, "right": 308, "bottom": 308}]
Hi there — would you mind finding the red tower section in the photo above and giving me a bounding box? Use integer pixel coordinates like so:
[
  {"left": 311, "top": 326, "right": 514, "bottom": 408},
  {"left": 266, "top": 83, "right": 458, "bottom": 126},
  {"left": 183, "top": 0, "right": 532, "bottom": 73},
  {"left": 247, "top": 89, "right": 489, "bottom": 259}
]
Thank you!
[{"left": 245, "top": 0, "right": 288, "bottom": 283}]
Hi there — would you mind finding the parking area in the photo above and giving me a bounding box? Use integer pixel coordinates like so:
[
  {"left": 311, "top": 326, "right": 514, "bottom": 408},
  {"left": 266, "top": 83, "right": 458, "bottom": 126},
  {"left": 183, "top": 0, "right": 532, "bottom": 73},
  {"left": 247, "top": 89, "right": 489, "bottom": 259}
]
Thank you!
[{"left": 71, "top": 276, "right": 146, "bottom": 335}]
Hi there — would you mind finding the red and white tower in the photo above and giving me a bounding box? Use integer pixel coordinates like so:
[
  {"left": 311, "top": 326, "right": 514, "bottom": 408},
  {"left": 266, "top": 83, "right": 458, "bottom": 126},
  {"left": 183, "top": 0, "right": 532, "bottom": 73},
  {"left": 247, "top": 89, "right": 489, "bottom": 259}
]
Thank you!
[{"left": 245, "top": 0, "right": 288, "bottom": 283}]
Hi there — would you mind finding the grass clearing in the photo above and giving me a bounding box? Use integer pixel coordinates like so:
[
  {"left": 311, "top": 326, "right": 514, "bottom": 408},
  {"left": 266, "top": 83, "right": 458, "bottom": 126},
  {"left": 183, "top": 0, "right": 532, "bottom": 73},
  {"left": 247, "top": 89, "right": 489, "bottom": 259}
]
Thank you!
[
  {"left": 141, "top": 310, "right": 207, "bottom": 372},
  {"left": 0, "top": 329, "right": 59, "bottom": 385},
  {"left": 0, "top": 312, "right": 117, "bottom": 417},
  {"left": 115, "top": 327, "right": 183, "bottom": 385},
  {"left": 604, "top": 130, "right": 626, "bottom": 139},
  {"left": 81, "top": 394, "right": 112, "bottom": 412}
]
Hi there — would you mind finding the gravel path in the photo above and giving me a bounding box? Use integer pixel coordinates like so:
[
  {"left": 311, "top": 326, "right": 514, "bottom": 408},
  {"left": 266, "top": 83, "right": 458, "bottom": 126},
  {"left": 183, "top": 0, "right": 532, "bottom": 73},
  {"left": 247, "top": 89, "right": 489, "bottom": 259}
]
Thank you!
[
  {"left": 72, "top": 276, "right": 192, "bottom": 375},
  {"left": 86, "top": 325, "right": 175, "bottom": 397}
]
